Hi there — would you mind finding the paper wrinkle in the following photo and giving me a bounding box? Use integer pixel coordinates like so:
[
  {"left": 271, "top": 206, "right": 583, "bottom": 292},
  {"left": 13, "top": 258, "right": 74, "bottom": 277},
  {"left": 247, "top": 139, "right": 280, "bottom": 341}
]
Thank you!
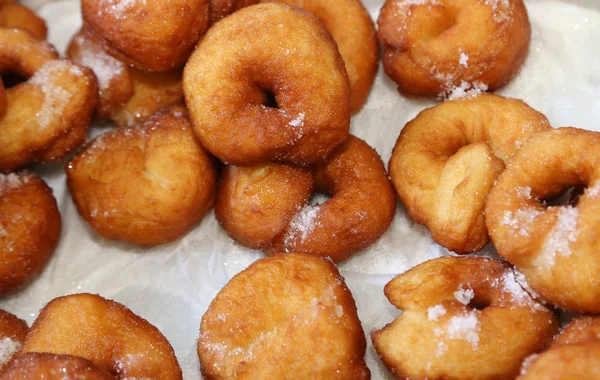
[{"left": 2, "top": 0, "right": 600, "bottom": 379}]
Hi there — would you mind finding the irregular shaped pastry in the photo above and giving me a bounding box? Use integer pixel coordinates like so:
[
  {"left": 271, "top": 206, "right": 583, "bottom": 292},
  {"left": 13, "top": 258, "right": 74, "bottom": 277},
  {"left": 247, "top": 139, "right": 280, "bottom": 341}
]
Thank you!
[
  {"left": 67, "top": 108, "right": 217, "bottom": 246},
  {"left": 261, "top": 0, "right": 378, "bottom": 113},
  {"left": 372, "top": 256, "right": 558, "bottom": 380},
  {"left": 1, "top": 353, "right": 114, "bottom": 379},
  {"left": 388, "top": 94, "right": 550, "bottom": 254},
  {"left": 0, "top": 309, "right": 28, "bottom": 371},
  {"left": 198, "top": 253, "right": 370, "bottom": 379},
  {"left": 0, "top": 172, "right": 60, "bottom": 294},
  {"left": 377, "top": 0, "right": 531, "bottom": 97},
  {"left": 217, "top": 135, "right": 396, "bottom": 262},
  {"left": 0, "top": 4, "right": 47, "bottom": 40},
  {"left": 210, "top": 0, "right": 258, "bottom": 23},
  {"left": 81, "top": 0, "right": 210, "bottom": 72},
  {"left": 19, "top": 293, "right": 182, "bottom": 379},
  {"left": 486, "top": 127, "right": 600, "bottom": 312},
  {"left": 184, "top": 3, "right": 350, "bottom": 166}
]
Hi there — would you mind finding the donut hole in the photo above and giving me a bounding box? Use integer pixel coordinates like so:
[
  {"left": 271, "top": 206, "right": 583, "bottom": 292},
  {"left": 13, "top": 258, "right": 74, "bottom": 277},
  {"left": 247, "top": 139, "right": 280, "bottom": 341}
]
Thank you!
[
  {"left": 309, "top": 192, "right": 331, "bottom": 206},
  {"left": 262, "top": 89, "right": 279, "bottom": 109},
  {"left": 542, "top": 185, "right": 586, "bottom": 208},
  {"left": 1, "top": 71, "right": 27, "bottom": 88}
]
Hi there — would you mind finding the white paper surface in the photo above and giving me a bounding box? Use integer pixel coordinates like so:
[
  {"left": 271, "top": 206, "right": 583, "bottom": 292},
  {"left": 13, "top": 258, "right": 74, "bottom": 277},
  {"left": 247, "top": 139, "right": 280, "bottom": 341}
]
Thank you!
[{"left": 2, "top": 0, "right": 600, "bottom": 378}]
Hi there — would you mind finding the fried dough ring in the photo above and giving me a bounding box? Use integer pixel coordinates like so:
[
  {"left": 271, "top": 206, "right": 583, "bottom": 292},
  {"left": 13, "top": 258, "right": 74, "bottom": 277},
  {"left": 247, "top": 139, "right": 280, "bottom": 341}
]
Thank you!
[
  {"left": 217, "top": 135, "right": 396, "bottom": 262},
  {"left": 184, "top": 3, "right": 351, "bottom": 166},
  {"left": 66, "top": 108, "right": 217, "bottom": 246},
  {"left": 260, "top": 0, "right": 378, "bottom": 113},
  {"left": 0, "top": 29, "right": 97, "bottom": 172},
  {"left": 0, "top": 309, "right": 28, "bottom": 371},
  {"left": 372, "top": 256, "right": 558, "bottom": 380},
  {"left": 0, "top": 4, "right": 47, "bottom": 40},
  {"left": 198, "top": 253, "right": 370, "bottom": 379},
  {"left": 210, "top": 0, "right": 258, "bottom": 23},
  {"left": 0, "top": 172, "right": 60, "bottom": 294},
  {"left": 388, "top": 94, "right": 550, "bottom": 254},
  {"left": 81, "top": 0, "right": 210, "bottom": 72},
  {"left": 1, "top": 353, "right": 115, "bottom": 379},
  {"left": 377, "top": 0, "right": 531, "bottom": 97},
  {"left": 486, "top": 127, "right": 600, "bottom": 312},
  {"left": 19, "top": 293, "right": 182, "bottom": 379}
]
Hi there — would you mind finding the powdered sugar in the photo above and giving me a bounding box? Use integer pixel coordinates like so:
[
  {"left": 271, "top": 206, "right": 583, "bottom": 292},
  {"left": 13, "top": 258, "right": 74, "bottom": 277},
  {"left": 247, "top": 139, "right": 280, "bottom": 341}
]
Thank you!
[
  {"left": 459, "top": 52, "right": 469, "bottom": 67},
  {"left": 454, "top": 284, "right": 475, "bottom": 305},
  {"left": 446, "top": 313, "right": 480, "bottom": 349},
  {"left": 538, "top": 206, "right": 579, "bottom": 267},
  {"left": 484, "top": 0, "right": 512, "bottom": 23},
  {"left": 499, "top": 269, "right": 545, "bottom": 310},
  {"left": 75, "top": 35, "right": 125, "bottom": 91},
  {"left": 446, "top": 81, "right": 489, "bottom": 100},
  {"left": 501, "top": 207, "right": 543, "bottom": 237},
  {"left": 0, "top": 172, "right": 30, "bottom": 194},
  {"left": 0, "top": 338, "right": 21, "bottom": 366},
  {"left": 284, "top": 205, "right": 321, "bottom": 247},
  {"left": 427, "top": 305, "right": 447, "bottom": 321},
  {"left": 288, "top": 112, "right": 305, "bottom": 128},
  {"left": 586, "top": 181, "right": 600, "bottom": 198}
]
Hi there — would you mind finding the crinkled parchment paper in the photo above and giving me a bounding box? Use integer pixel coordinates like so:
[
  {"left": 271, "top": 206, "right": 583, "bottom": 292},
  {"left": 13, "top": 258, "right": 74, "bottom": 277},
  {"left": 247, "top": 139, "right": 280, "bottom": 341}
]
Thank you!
[{"left": 2, "top": 0, "right": 600, "bottom": 378}]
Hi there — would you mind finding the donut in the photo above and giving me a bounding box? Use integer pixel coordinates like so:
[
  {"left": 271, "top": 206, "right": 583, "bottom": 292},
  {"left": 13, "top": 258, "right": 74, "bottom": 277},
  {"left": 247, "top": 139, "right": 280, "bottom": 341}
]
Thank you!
[
  {"left": 0, "top": 29, "right": 97, "bottom": 172},
  {"left": 388, "top": 94, "right": 550, "bottom": 254},
  {"left": 19, "top": 293, "right": 182, "bottom": 379},
  {"left": 81, "top": 0, "right": 210, "bottom": 72},
  {"left": 184, "top": 3, "right": 351, "bottom": 166},
  {"left": 486, "top": 127, "right": 600, "bottom": 312},
  {"left": 217, "top": 135, "right": 396, "bottom": 262},
  {"left": 0, "top": 172, "right": 60, "bottom": 294},
  {"left": 371, "top": 256, "right": 558, "bottom": 380},
  {"left": 0, "top": 4, "right": 47, "bottom": 40},
  {"left": 518, "top": 316, "right": 600, "bottom": 379},
  {"left": 66, "top": 107, "right": 217, "bottom": 246},
  {"left": 0, "top": 309, "right": 28, "bottom": 371},
  {"left": 198, "top": 252, "right": 370, "bottom": 379},
  {"left": 210, "top": 0, "right": 258, "bottom": 23},
  {"left": 377, "top": 0, "right": 531, "bottom": 97},
  {"left": 261, "top": 0, "right": 378, "bottom": 113},
  {"left": 1, "top": 353, "right": 115, "bottom": 379}
]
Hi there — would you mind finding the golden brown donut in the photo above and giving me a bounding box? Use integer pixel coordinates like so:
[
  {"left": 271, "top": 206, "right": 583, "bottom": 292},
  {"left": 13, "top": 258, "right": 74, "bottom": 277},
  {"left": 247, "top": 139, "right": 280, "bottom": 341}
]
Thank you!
[
  {"left": 217, "top": 135, "right": 396, "bottom": 262},
  {"left": 372, "top": 256, "right": 558, "bottom": 380},
  {"left": 1, "top": 353, "right": 115, "bottom": 379},
  {"left": 198, "top": 253, "right": 370, "bottom": 379},
  {"left": 210, "top": 0, "right": 258, "bottom": 23},
  {"left": 184, "top": 3, "right": 351, "bottom": 166},
  {"left": 81, "top": 0, "right": 210, "bottom": 72},
  {"left": 0, "top": 4, "right": 47, "bottom": 40},
  {"left": 66, "top": 107, "right": 217, "bottom": 246},
  {"left": 19, "top": 293, "right": 182, "bottom": 379},
  {"left": 0, "top": 172, "right": 60, "bottom": 294},
  {"left": 377, "top": 0, "right": 531, "bottom": 97},
  {"left": 261, "top": 0, "right": 378, "bottom": 113},
  {"left": 0, "top": 309, "right": 28, "bottom": 371},
  {"left": 0, "top": 29, "right": 97, "bottom": 172},
  {"left": 486, "top": 127, "right": 600, "bottom": 312},
  {"left": 388, "top": 94, "right": 550, "bottom": 254}
]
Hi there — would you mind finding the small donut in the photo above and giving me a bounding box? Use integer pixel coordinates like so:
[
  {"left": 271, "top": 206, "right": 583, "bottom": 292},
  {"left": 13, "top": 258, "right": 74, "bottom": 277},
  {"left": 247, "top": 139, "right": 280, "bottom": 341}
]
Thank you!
[
  {"left": 210, "top": 0, "right": 258, "bottom": 23},
  {"left": 1, "top": 353, "right": 114, "bottom": 379},
  {"left": 0, "top": 4, "right": 47, "bottom": 40},
  {"left": 81, "top": 0, "right": 210, "bottom": 72},
  {"left": 66, "top": 107, "right": 217, "bottom": 246},
  {"left": 184, "top": 3, "right": 351, "bottom": 166},
  {"left": 217, "top": 135, "right": 396, "bottom": 262},
  {"left": 19, "top": 293, "right": 182, "bottom": 379},
  {"left": 0, "top": 309, "right": 28, "bottom": 371},
  {"left": 198, "top": 253, "right": 370, "bottom": 379},
  {"left": 261, "top": 0, "right": 378, "bottom": 113},
  {"left": 371, "top": 256, "right": 558, "bottom": 380},
  {"left": 486, "top": 127, "right": 600, "bottom": 312},
  {"left": 0, "top": 172, "right": 60, "bottom": 294},
  {"left": 388, "top": 94, "right": 550, "bottom": 254},
  {"left": 0, "top": 29, "right": 97, "bottom": 172},
  {"left": 377, "top": 0, "right": 531, "bottom": 97}
]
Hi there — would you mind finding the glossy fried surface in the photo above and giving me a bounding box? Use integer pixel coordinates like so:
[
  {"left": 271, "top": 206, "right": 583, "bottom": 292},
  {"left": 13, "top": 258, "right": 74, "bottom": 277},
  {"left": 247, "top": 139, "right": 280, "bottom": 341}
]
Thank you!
[
  {"left": 198, "top": 253, "right": 370, "bottom": 380},
  {"left": 378, "top": 0, "right": 531, "bottom": 97},
  {"left": 1, "top": 353, "right": 115, "bottom": 379},
  {"left": 486, "top": 127, "right": 600, "bottom": 312},
  {"left": 262, "top": 0, "right": 378, "bottom": 113},
  {"left": 67, "top": 108, "right": 217, "bottom": 246},
  {"left": 19, "top": 293, "right": 182, "bottom": 379},
  {"left": 210, "top": 0, "right": 258, "bottom": 23},
  {"left": 372, "top": 256, "right": 558, "bottom": 380},
  {"left": 184, "top": 3, "right": 350, "bottom": 166},
  {"left": 82, "top": 0, "right": 210, "bottom": 72},
  {"left": 0, "top": 309, "right": 28, "bottom": 371},
  {"left": 0, "top": 4, "right": 47, "bottom": 40},
  {"left": 388, "top": 94, "right": 550, "bottom": 254},
  {"left": 0, "top": 173, "right": 60, "bottom": 294}
]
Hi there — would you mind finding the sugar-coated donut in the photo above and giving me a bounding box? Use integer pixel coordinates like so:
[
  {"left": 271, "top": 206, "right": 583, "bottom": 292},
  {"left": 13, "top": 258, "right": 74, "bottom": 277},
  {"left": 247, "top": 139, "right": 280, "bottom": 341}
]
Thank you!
[
  {"left": 372, "top": 256, "right": 558, "bottom": 380},
  {"left": 217, "top": 135, "right": 396, "bottom": 262},
  {"left": 0, "top": 309, "right": 28, "bottom": 371},
  {"left": 486, "top": 127, "right": 600, "bottom": 312},
  {"left": 1, "top": 353, "right": 114, "bottom": 379},
  {"left": 0, "top": 29, "right": 97, "bottom": 172},
  {"left": 388, "top": 94, "right": 550, "bottom": 254},
  {"left": 81, "top": 0, "right": 210, "bottom": 72},
  {"left": 260, "top": 0, "right": 378, "bottom": 113},
  {"left": 0, "top": 172, "right": 60, "bottom": 294},
  {"left": 184, "top": 3, "right": 350, "bottom": 166},
  {"left": 67, "top": 107, "right": 217, "bottom": 246},
  {"left": 198, "top": 253, "right": 370, "bottom": 379},
  {"left": 377, "top": 0, "right": 531, "bottom": 97},
  {"left": 210, "top": 0, "right": 258, "bottom": 23},
  {"left": 19, "top": 293, "right": 182, "bottom": 379},
  {"left": 0, "top": 4, "right": 47, "bottom": 40}
]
